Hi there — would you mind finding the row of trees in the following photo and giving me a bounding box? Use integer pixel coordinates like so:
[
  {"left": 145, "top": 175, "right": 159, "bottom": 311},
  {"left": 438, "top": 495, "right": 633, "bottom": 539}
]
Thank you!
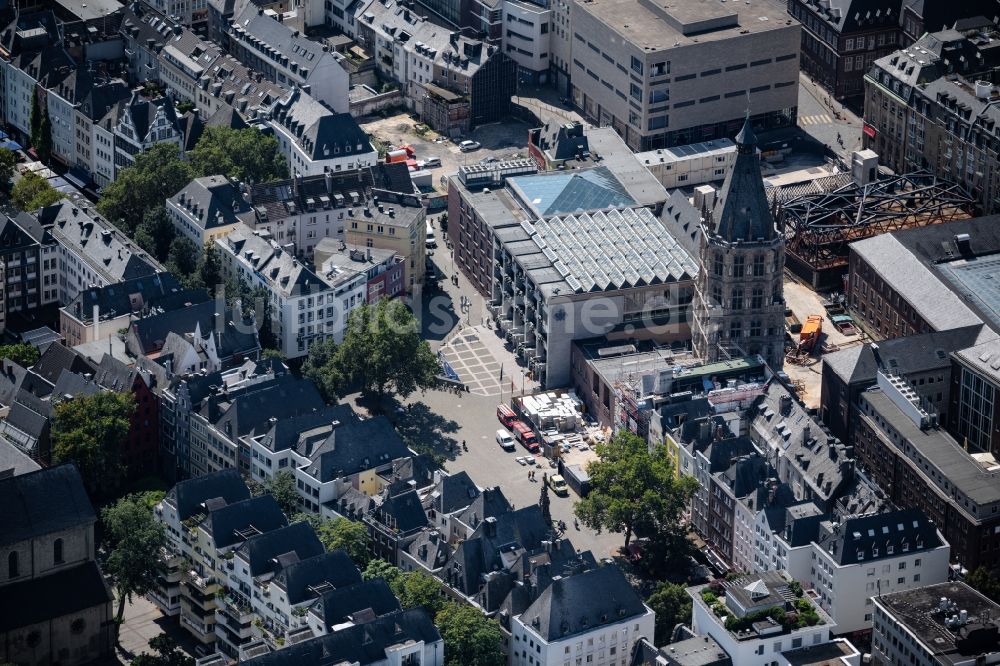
[{"left": 302, "top": 298, "right": 440, "bottom": 405}]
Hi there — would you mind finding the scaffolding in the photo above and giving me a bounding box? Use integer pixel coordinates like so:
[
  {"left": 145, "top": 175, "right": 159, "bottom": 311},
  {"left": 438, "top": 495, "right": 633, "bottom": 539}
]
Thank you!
[{"left": 778, "top": 171, "right": 975, "bottom": 288}]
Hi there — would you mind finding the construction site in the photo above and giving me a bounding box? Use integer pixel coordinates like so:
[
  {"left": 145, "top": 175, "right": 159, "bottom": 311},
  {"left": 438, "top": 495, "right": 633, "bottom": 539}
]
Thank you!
[{"left": 777, "top": 169, "right": 975, "bottom": 290}]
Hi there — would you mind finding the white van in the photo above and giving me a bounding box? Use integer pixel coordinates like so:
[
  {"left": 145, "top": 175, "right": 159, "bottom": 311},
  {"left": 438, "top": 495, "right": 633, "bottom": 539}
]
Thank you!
[
  {"left": 495, "top": 429, "right": 516, "bottom": 451},
  {"left": 425, "top": 221, "right": 437, "bottom": 249}
]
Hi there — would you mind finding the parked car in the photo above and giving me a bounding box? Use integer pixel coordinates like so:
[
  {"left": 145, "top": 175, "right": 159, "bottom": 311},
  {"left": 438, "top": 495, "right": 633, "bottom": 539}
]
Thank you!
[
  {"left": 496, "top": 429, "right": 516, "bottom": 452},
  {"left": 459, "top": 140, "right": 481, "bottom": 152},
  {"left": 547, "top": 475, "right": 569, "bottom": 496},
  {"left": 423, "top": 156, "right": 442, "bottom": 168}
]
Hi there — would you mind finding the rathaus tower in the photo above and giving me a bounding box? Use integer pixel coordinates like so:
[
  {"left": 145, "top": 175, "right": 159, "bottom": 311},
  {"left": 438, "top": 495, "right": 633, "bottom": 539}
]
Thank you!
[{"left": 691, "top": 115, "right": 785, "bottom": 368}]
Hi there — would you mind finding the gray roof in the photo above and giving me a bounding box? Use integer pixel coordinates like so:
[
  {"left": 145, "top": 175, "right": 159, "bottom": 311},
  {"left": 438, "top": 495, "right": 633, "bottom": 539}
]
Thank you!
[
  {"left": 0, "top": 437, "right": 41, "bottom": 477},
  {"left": 521, "top": 565, "right": 647, "bottom": 641},
  {"left": 0, "top": 464, "right": 95, "bottom": 547},
  {"left": 237, "top": 521, "right": 325, "bottom": 577},
  {"left": 632, "top": 635, "right": 732, "bottom": 666},
  {"left": 221, "top": 224, "right": 334, "bottom": 297},
  {"left": 861, "top": 389, "right": 1000, "bottom": 510},
  {"left": 0, "top": 560, "right": 111, "bottom": 632},
  {"left": 709, "top": 116, "right": 775, "bottom": 243},
  {"left": 309, "top": 578, "right": 401, "bottom": 628},
  {"left": 127, "top": 298, "right": 260, "bottom": 358},
  {"left": 798, "top": 0, "right": 900, "bottom": 34},
  {"left": 166, "top": 467, "right": 251, "bottom": 521},
  {"left": 815, "top": 507, "right": 943, "bottom": 565},
  {"left": 517, "top": 207, "right": 697, "bottom": 295},
  {"left": 61, "top": 272, "right": 191, "bottom": 325},
  {"left": 269, "top": 88, "right": 371, "bottom": 162},
  {"left": 299, "top": 415, "right": 411, "bottom": 483},
  {"left": 202, "top": 494, "right": 288, "bottom": 549},
  {"left": 231, "top": 5, "right": 341, "bottom": 76},
  {"left": 375, "top": 487, "right": 428, "bottom": 533},
  {"left": 273, "top": 550, "right": 363, "bottom": 605},
  {"left": 954, "top": 337, "right": 1000, "bottom": 385},
  {"left": 171, "top": 175, "right": 254, "bottom": 232},
  {"left": 39, "top": 201, "right": 159, "bottom": 283}
]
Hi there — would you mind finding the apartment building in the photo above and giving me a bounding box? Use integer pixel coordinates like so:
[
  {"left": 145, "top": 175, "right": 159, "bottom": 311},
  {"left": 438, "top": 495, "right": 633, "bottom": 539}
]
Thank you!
[
  {"left": 854, "top": 371, "right": 1000, "bottom": 570},
  {"left": 565, "top": 0, "right": 799, "bottom": 149},
  {"left": 0, "top": 465, "right": 114, "bottom": 666},
  {"left": 863, "top": 27, "right": 1000, "bottom": 214},
  {"left": 228, "top": 6, "right": 350, "bottom": 112},
  {"left": 0, "top": 212, "right": 59, "bottom": 327},
  {"left": 342, "top": 189, "right": 427, "bottom": 292},
  {"left": 216, "top": 224, "right": 366, "bottom": 358},
  {"left": 314, "top": 241, "right": 404, "bottom": 303},
  {"left": 167, "top": 175, "right": 255, "bottom": 248},
  {"left": 790, "top": 0, "right": 902, "bottom": 101},
  {"left": 501, "top": 0, "right": 552, "bottom": 85},
  {"left": 268, "top": 88, "right": 377, "bottom": 178},
  {"left": 872, "top": 582, "right": 1000, "bottom": 666},
  {"left": 112, "top": 92, "right": 186, "bottom": 175},
  {"left": 509, "top": 565, "right": 654, "bottom": 666},
  {"left": 689, "top": 572, "right": 837, "bottom": 666}
]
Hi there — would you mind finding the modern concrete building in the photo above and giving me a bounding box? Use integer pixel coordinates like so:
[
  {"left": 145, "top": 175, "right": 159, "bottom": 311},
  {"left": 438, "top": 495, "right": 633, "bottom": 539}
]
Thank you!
[
  {"left": 636, "top": 139, "right": 736, "bottom": 190},
  {"left": 565, "top": 0, "right": 799, "bottom": 149},
  {"left": 872, "top": 581, "right": 1000, "bottom": 666}
]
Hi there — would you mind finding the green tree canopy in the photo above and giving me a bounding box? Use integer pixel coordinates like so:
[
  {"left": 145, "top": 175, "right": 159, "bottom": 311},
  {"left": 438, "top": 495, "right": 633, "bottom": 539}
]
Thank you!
[
  {"left": 189, "top": 126, "right": 288, "bottom": 184},
  {"left": 435, "top": 602, "right": 506, "bottom": 666},
  {"left": 0, "top": 147, "right": 18, "bottom": 185},
  {"left": 362, "top": 558, "right": 404, "bottom": 587},
  {"left": 647, "top": 581, "right": 693, "bottom": 646},
  {"left": 301, "top": 338, "right": 342, "bottom": 403},
  {"left": 265, "top": 470, "right": 299, "bottom": 515},
  {"left": 574, "top": 430, "right": 697, "bottom": 549},
  {"left": 294, "top": 513, "right": 370, "bottom": 567},
  {"left": 396, "top": 570, "right": 445, "bottom": 616},
  {"left": 11, "top": 171, "right": 61, "bottom": 211},
  {"left": 36, "top": 103, "right": 52, "bottom": 162},
  {"left": 334, "top": 299, "right": 439, "bottom": 403},
  {"left": 97, "top": 143, "right": 194, "bottom": 234},
  {"left": 130, "top": 634, "right": 193, "bottom": 666},
  {"left": 133, "top": 206, "right": 177, "bottom": 262},
  {"left": 0, "top": 343, "right": 39, "bottom": 368},
  {"left": 102, "top": 493, "right": 167, "bottom": 637},
  {"left": 52, "top": 392, "right": 134, "bottom": 497},
  {"left": 967, "top": 567, "right": 1000, "bottom": 603},
  {"left": 166, "top": 236, "right": 201, "bottom": 287}
]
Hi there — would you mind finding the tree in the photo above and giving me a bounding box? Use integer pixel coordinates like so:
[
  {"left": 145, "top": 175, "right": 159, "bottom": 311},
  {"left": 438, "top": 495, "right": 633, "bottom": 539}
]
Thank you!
[
  {"left": 334, "top": 299, "right": 439, "bottom": 404},
  {"left": 293, "top": 513, "right": 371, "bottom": 567},
  {"left": 396, "top": 570, "right": 445, "bottom": 616},
  {"left": 29, "top": 92, "right": 42, "bottom": 149},
  {"left": 189, "top": 126, "right": 288, "bottom": 184},
  {"left": 0, "top": 343, "right": 39, "bottom": 368},
  {"left": 130, "top": 634, "right": 193, "bottom": 666},
  {"left": 133, "top": 207, "right": 177, "bottom": 262},
  {"left": 200, "top": 242, "right": 223, "bottom": 289},
  {"left": 574, "top": 430, "right": 698, "bottom": 549},
  {"left": 435, "top": 602, "right": 506, "bottom": 666},
  {"left": 0, "top": 147, "right": 18, "bottom": 185},
  {"left": 647, "top": 582, "right": 693, "bottom": 646},
  {"left": 301, "top": 338, "right": 342, "bottom": 403},
  {"left": 539, "top": 474, "right": 551, "bottom": 526},
  {"left": 11, "top": 171, "right": 61, "bottom": 211},
  {"left": 36, "top": 103, "right": 52, "bottom": 162},
  {"left": 967, "top": 567, "right": 1000, "bottom": 603},
  {"left": 52, "top": 392, "right": 134, "bottom": 497},
  {"left": 97, "top": 143, "right": 194, "bottom": 234},
  {"left": 166, "top": 236, "right": 202, "bottom": 288},
  {"left": 102, "top": 494, "right": 166, "bottom": 639},
  {"left": 362, "top": 558, "right": 403, "bottom": 587},
  {"left": 266, "top": 470, "right": 299, "bottom": 515}
]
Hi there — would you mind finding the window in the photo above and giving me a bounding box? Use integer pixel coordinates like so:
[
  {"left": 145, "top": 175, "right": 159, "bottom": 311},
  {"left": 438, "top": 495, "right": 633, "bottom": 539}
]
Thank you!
[
  {"left": 630, "top": 83, "right": 643, "bottom": 102},
  {"left": 54, "top": 538, "right": 63, "bottom": 564},
  {"left": 751, "top": 287, "right": 764, "bottom": 309},
  {"left": 729, "top": 321, "right": 742, "bottom": 339},
  {"left": 713, "top": 252, "right": 724, "bottom": 276},
  {"left": 753, "top": 254, "right": 766, "bottom": 276},
  {"left": 731, "top": 288, "right": 744, "bottom": 310},
  {"left": 630, "top": 56, "right": 643, "bottom": 75},
  {"left": 733, "top": 255, "right": 745, "bottom": 275},
  {"left": 8, "top": 551, "right": 18, "bottom": 578}
]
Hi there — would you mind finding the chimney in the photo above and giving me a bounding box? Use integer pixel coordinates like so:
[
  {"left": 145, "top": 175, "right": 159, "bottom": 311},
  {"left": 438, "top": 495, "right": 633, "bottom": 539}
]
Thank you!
[
  {"left": 484, "top": 516, "right": 497, "bottom": 537},
  {"left": 802, "top": 425, "right": 811, "bottom": 447}
]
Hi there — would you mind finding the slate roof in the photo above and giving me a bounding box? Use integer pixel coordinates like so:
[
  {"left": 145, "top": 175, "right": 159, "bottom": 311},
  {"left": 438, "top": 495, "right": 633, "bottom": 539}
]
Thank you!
[
  {"left": 202, "top": 494, "right": 288, "bottom": 549},
  {"left": 242, "top": 608, "right": 440, "bottom": 666},
  {"left": 404, "top": 529, "right": 452, "bottom": 571},
  {"left": 309, "top": 578, "right": 401, "bottom": 628},
  {"left": 273, "top": 550, "right": 363, "bottom": 605},
  {"left": 40, "top": 201, "right": 159, "bottom": 282},
  {"left": 0, "top": 464, "right": 95, "bottom": 547},
  {"left": 269, "top": 88, "right": 371, "bottom": 161},
  {"left": 0, "top": 437, "right": 41, "bottom": 477},
  {"left": 710, "top": 116, "right": 775, "bottom": 243},
  {"left": 253, "top": 403, "right": 356, "bottom": 453},
  {"left": 432, "top": 470, "right": 480, "bottom": 514},
  {"left": 816, "top": 507, "right": 943, "bottom": 565},
  {"left": 205, "top": 374, "right": 325, "bottom": 442},
  {"left": 237, "top": 521, "right": 325, "bottom": 577},
  {"left": 659, "top": 189, "right": 704, "bottom": 259},
  {"left": 221, "top": 224, "right": 334, "bottom": 298},
  {"left": 171, "top": 175, "right": 254, "bottom": 232},
  {"left": 454, "top": 486, "right": 513, "bottom": 533},
  {"left": 61, "top": 272, "right": 191, "bottom": 324},
  {"left": 800, "top": 0, "right": 900, "bottom": 34},
  {"left": 127, "top": 299, "right": 260, "bottom": 358},
  {"left": 299, "top": 415, "right": 411, "bottom": 483},
  {"left": 31, "top": 343, "right": 97, "bottom": 387},
  {"left": 0, "top": 560, "right": 111, "bottom": 631},
  {"left": 376, "top": 487, "right": 428, "bottom": 533},
  {"left": 166, "top": 468, "right": 251, "bottom": 521},
  {"left": 521, "top": 565, "right": 647, "bottom": 641}
]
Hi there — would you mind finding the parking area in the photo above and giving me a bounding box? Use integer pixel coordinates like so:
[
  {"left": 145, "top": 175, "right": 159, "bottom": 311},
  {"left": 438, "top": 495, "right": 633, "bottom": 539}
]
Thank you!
[{"left": 359, "top": 111, "right": 533, "bottom": 193}]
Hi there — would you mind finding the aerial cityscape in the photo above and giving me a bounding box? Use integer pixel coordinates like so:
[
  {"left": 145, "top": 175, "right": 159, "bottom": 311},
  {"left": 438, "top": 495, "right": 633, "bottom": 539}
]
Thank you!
[{"left": 3, "top": 0, "right": 1000, "bottom": 665}]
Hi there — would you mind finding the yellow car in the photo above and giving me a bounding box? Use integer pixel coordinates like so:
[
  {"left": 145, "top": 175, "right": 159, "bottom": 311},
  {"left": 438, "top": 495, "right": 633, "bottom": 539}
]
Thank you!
[{"left": 548, "top": 475, "right": 569, "bottom": 497}]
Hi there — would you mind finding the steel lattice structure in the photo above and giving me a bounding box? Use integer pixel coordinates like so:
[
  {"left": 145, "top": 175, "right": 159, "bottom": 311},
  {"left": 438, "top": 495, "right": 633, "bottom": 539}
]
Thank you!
[{"left": 778, "top": 171, "right": 975, "bottom": 276}]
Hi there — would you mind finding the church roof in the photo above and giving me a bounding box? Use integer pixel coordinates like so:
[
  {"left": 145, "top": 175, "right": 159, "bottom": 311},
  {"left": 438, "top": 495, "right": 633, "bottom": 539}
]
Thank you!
[{"left": 710, "top": 115, "right": 774, "bottom": 243}]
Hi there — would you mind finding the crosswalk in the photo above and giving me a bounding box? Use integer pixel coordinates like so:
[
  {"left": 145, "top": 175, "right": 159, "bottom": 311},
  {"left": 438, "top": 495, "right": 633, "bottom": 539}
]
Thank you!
[{"left": 799, "top": 114, "right": 833, "bottom": 126}]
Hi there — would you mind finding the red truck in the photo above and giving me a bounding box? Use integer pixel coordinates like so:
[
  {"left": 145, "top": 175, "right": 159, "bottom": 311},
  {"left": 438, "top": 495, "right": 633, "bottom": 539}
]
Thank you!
[{"left": 511, "top": 420, "right": 540, "bottom": 453}]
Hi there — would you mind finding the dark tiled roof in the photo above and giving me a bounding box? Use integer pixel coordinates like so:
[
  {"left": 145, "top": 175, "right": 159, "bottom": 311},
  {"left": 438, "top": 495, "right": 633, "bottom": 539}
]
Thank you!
[
  {"left": 301, "top": 415, "right": 411, "bottom": 483},
  {"left": 61, "top": 272, "right": 189, "bottom": 324},
  {"left": 816, "top": 507, "right": 943, "bottom": 565},
  {"left": 171, "top": 175, "right": 254, "bottom": 232},
  {"left": 710, "top": 116, "right": 774, "bottom": 243},
  {"left": 207, "top": 375, "right": 325, "bottom": 441},
  {"left": 522, "top": 565, "right": 647, "bottom": 641},
  {"left": 309, "top": 578, "right": 401, "bottom": 628},
  {"left": 203, "top": 494, "right": 287, "bottom": 549},
  {"left": 237, "top": 521, "right": 324, "bottom": 577},
  {"left": 273, "top": 550, "right": 363, "bottom": 605},
  {"left": 127, "top": 299, "right": 259, "bottom": 358},
  {"left": 376, "top": 488, "right": 428, "bottom": 533},
  {"left": 166, "top": 468, "right": 250, "bottom": 521},
  {"left": 242, "top": 608, "right": 440, "bottom": 666},
  {"left": 0, "top": 464, "right": 95, "bottom": 546},
  {"left": 434, "top": 470, "right": 480, "bottom": 514},
  {"left": 0, "top": 437, "right": 41, "bottom": 477},
  {"left": 31, "top": 343, "right": 97, "bottom": 387},
  {"left": 454, "top": 486, "right": 512, "bottom": 532},
  {"left": 0, "top": 561, "right": 111, "bottom": 631},
  {"left": 270, "top": 88, "right": 371, "bottom": 161}
]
